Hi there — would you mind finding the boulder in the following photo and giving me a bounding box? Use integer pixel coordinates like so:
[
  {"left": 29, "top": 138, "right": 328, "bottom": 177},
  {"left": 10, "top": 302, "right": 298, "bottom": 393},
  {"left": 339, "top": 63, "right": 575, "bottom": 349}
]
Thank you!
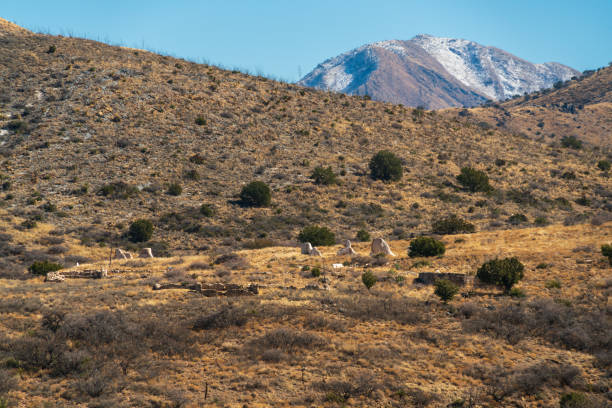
[
  {"left": 337, "top": 239, "right": 356, "bottom": 256},
  {"left": 115, "top": 248, "right": 129, "bottom": 260},
  {"left": 310, "top": 247, "right": 322, "bottom": 257},
  {"left": 139, "top": 247, "right": 154, "bottom": 258},
  {"left": 371, "top": 238, "right": 395, "bottom": 257},
  {"left": 301, "top": 242, "right": 313, "bottom": 255}
]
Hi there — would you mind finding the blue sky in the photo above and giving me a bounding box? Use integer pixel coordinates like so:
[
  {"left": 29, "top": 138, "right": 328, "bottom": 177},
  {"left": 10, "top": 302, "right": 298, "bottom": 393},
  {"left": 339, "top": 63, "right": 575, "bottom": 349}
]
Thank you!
[{"left": 4, "top": 1, "right": 611, "bottom": 81}]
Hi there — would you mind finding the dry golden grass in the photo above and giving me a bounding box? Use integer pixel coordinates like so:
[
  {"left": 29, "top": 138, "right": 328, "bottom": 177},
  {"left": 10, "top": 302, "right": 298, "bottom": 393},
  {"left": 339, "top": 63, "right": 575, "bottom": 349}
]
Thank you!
[
  {"left": 0, "top": 21, "right": 611, "bottom": 408},
  {"left": 1, "top": 213, "right": 610, "bottom": 407}
]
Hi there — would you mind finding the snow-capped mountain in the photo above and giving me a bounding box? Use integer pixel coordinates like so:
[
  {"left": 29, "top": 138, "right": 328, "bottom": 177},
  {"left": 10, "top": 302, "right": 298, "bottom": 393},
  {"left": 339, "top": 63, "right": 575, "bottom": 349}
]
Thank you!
[{"left": 298, "top": 35, "right": 579, "bottom": 109}]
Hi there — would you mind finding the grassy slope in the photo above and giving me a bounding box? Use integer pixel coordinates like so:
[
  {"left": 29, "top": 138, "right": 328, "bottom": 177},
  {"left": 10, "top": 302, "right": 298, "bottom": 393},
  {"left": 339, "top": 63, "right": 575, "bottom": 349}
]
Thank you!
[
  {"left": 0, "top": 21, "right": 611, "bottom": 407},
  {"left": 451, "top": 66, "right": 612, "bottom": 147},
  {"left": 0, "top": 26, "right": 610, "bottom": 276}
]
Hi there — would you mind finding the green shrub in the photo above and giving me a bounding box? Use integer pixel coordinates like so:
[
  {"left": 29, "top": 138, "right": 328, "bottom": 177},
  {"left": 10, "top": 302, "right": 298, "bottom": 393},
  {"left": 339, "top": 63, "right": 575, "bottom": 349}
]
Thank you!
[
  {"left": 99, "top": 181, "right": 138, "bottom": 199},
  {"left": 596, "top": 160, "right": 610, "bottom": 171},
  {"left": 545, "top": 279, "right": 562, "bottom": 289},
  {"left": 409, "top": 237, "right": 445, "bottom": 257},
  {"left": 310, "top": 166, "right": 338, "bottom": 185},
  {"left": 356, "top": 229, "right": 370, "bottom": 242},
  {"left": 434, "top": 279, "right": 459, "bottom": 303},
  {"left": 369, "top": 150, "right": 403, "bottom": 182},
  {"left": 508, "top": 213, "right": 528, "bottom": 225},
  {"left": 128, "top": 219, "right": 154, "bottom": 243},
  {"left": 559, "top": 392, "right": 588, "bottom": 408},
  {"left": 200, "top": 204, "right": 214, "bottom": 217},
  {"left": 240, "top": 181, "right": 271, "bottom": 207},
  {"left": 457, "top": 167, "right": 492, "bottom": 192},
  {"left": 311, "top": 267, "right": 321, "bottom": 277},
  {"left": 28, "top": 261, "right": 63, "bottom": 275},
  {"left": 509, "top": 287, "right": 526, "bottom": 298},
  {"left": 361, "top": 270, "right": 377, "bottom": 290},
  {"left": 476, "top": 257, "right": 525, "bottom": 292},
  {"left": 602, "top": 244, "right": 612, "bottom": 265},
  {"left": 167, "top": 182, "right": 182, "bottom": 196},
  {"left": 298, "top": 226, "right": 335, "bottom": 246},
  {"left": 534, "top": 216, "right": 549, "bottom": 226},
  {"left": 183, "top": 169, "right": 199, "bottom": 180},
  {"left": 432, "top": 215, "right": 475, "bottom": 235},
  {"left": 195, "top": 116, "right": 206, "bottom": 126},
  {"left": 560, "top": 135, "right": 582, "bottom": 149},
  {"left": 6, "top": 120, "right": 28, "bottom": 134}
]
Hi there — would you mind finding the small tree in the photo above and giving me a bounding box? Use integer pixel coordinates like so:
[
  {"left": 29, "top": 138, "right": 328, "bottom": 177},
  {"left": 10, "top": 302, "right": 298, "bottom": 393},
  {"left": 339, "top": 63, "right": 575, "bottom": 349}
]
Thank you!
[
  {"left": 310, "top": 166, "right": 338, "bottom": 185},
  {"left": 356, "top": 229, "right": 370, "bottom": 242},
  {"left": 28, "top": 261, "right": 63, "bottom": 275},
  {"left": 129, "top": 219, "right": 154, "bottom": 243},
  {"left": 597, "top": 160, "right": 610, "bottom": 172},
  {"left": 409, "top": 237, "right": 445, "bottom": 257},
  {"left": 298, "top": 226, "right": 336, "bottom": 246},
  {"left": 167, "top": 182, "right": 182, "bottom": 196},
  {"left": 369, "top": 150, "right": 403, "bottom": 182},
  {"left": 200, "top": 204, "right": 214, "bottom": 217},
  {"left": 434, "top": 279, "right": 459, "bottom": 303},
  {"left": 432, "top": 215, "right": 475, "bottom": 235},
  {"left": 476, "top": 257, "right": 525, "bottom": 293},
  {"left": 602, "top": 244, "right": 612, "bottom": 266},
  {"left": 240, "top": 181, "right": 271, "bottom": 207},
  {"left": 457, "top": 167, "right": 492, "bottom": 192},
  {"left": 361, "top": 270, "right": 377, "bottom": 290},
  {"left": 560, "top": 135, "right": 582, "bottom": 149}
]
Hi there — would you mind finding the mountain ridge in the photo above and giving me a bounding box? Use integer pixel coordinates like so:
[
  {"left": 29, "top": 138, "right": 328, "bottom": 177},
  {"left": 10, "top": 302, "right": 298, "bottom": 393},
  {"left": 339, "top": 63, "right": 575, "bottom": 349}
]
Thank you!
[{"left": 299, "top": 35, "right": 579, "bottom": 108}]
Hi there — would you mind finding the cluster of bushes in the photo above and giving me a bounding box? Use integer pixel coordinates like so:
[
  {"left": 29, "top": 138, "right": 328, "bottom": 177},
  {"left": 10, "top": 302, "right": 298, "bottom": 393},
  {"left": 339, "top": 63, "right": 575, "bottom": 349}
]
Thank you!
[
  {"left": 457, "top": 167, "right": 492, "bottom": 192},
  {"left": 369, "top": 150, "right": 403, "bottom": 181},
  {"left": 240, "top": 181, "right": 271, "bottom": 207},
  {"left": 311, "top": 166, "right": 339, "bottom": 185},
  {"left": 561, "top": 135, "right": 582, "bottom": 149},
  {"left": 98, "top": 181, "right": 138, "bottom": 199},
  {"left": 432, "top": 215, "right": 475, "bottom": 235},
  {"left": 28, "top": 260, "right": 63, "bottom": 275},
  {"left": 128, "top": 219, "right": 154, "bottom": 243},
  {"left": 409, "top": 237, "right": 445, "bottom": 257},
  {"left": 476, "top": 257, "right": 524, "bottom": 292},
  {"left": 298, "top": 225, "right": 335, "bottom": 246}
]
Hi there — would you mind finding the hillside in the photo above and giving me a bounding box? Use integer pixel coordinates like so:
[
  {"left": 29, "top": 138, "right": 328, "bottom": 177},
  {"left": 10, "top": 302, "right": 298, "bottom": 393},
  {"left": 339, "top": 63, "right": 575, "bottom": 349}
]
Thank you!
[
  {"left": 298, "top": 35, "right": 578, "bottom": 109},
  {"left": 457, "top": 65, "right": 612, "bottom": 146},
  {"left": 1, "top": 20, "right": 610, "bottom": 275},
  {"left": 0, "top": 19, "right": 611, "bottom": 407}
]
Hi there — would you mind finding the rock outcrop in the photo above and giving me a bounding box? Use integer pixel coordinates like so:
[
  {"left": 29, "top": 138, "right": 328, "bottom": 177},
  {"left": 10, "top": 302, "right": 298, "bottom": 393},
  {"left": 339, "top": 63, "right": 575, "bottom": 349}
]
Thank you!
[
  {"left": 337, "top": 240, "right": 357, "bottom": 256},
  {"left": 371, "top": 238, "right": 395, "bottom": 257},
  {"left": 115, "top": 248, "right": 133, "bottom": 260},
  {"left": 301, "top": 242, "right": 323, "bottom": 256},
  {"left": 139, "top": 248, "right": 154, "bottom": 258}
]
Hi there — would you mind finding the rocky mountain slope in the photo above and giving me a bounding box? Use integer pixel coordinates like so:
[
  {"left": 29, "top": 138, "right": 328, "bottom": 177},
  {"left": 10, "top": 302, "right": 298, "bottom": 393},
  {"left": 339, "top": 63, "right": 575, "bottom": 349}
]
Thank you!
[
  {"left": 299, "top": 35, "right": 579, "bottom": 109},
  {"left": 459, "top": 64, "right": 612, "bottom": 146}
]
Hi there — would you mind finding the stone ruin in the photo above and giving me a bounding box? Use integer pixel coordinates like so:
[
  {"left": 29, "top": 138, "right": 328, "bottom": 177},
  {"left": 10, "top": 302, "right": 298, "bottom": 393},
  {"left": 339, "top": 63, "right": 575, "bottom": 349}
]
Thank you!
[
  {"left": 415, "top": 272, "right": 472, "bottom": 286},
  {"left": 337, "top": 240, "right": 357, "bottom": 256},
  {"left": 370, "top": 238, "right": 395, "bottom": 257},
  {"left": 153, "top": 282, "right": 259, "bottom": 297},
  {"left": 301, "top": 242, "right": 322, "bottom": 256},
  {"left": 45, "top": 269, "right": 108, "bottom": 282}
]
